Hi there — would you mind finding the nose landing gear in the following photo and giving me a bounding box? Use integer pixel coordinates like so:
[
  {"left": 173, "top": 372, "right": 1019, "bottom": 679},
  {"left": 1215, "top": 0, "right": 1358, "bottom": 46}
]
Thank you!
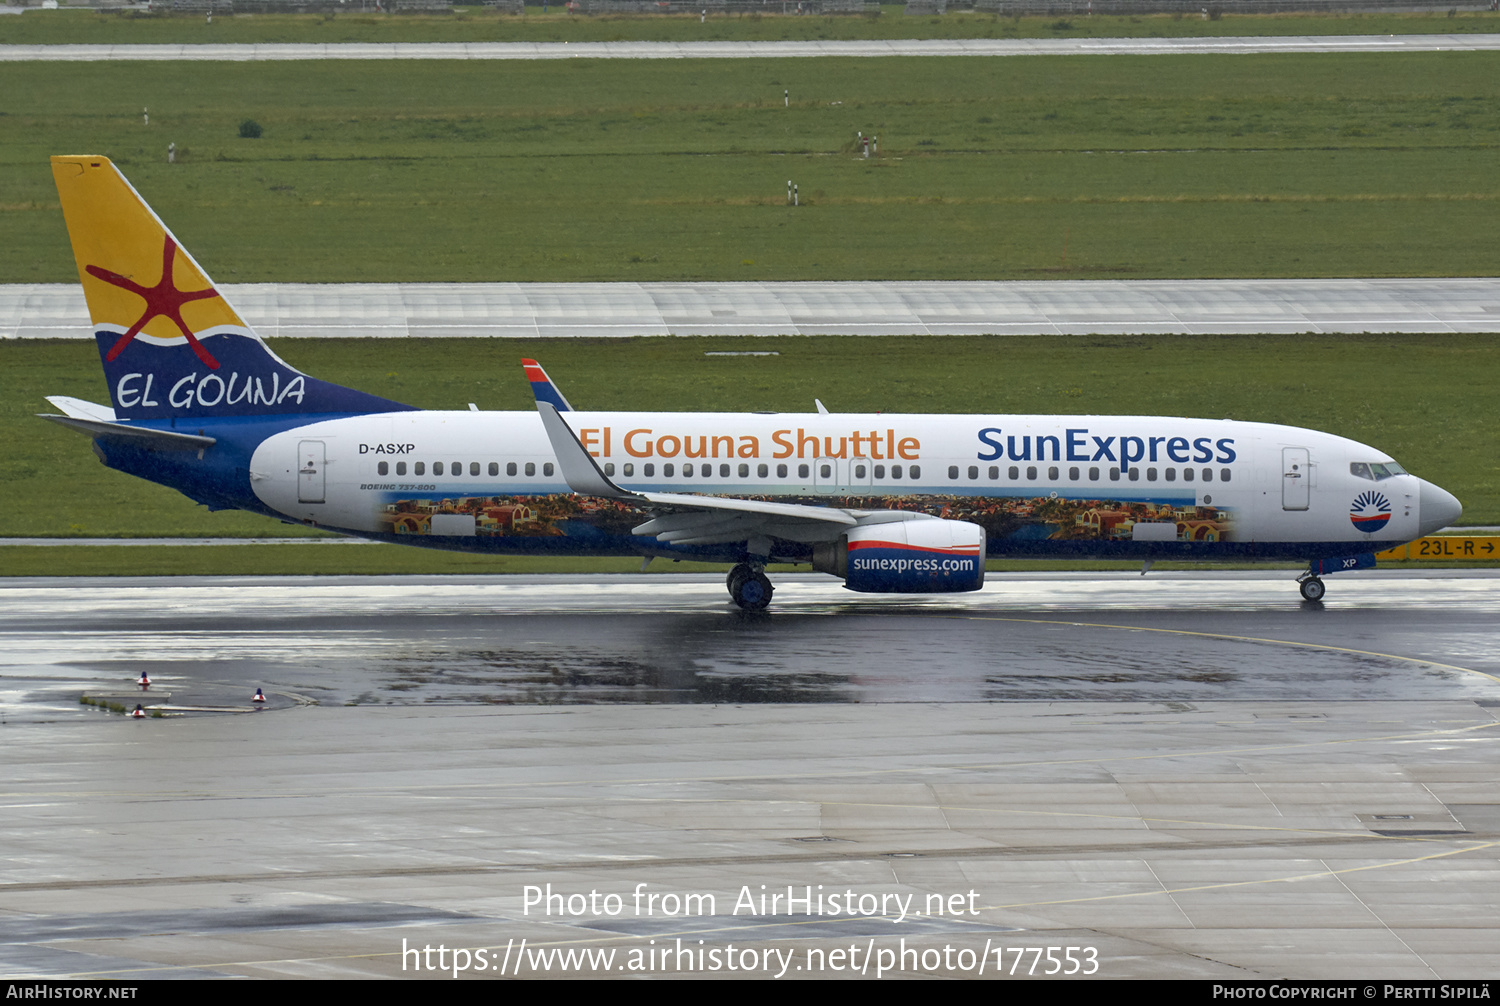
[
  {"left": 1299, "top": 552, "right": 1377, "bottom": 601},
  {"left": 1298, "top": 575, "right": 1326, "bottom": 602}
]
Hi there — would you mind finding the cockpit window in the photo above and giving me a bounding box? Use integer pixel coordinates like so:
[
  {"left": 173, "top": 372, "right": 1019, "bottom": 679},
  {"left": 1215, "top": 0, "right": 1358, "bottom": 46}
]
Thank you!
[{"left": 1352, "top": 461, "right": 1406, "bottom": 481}]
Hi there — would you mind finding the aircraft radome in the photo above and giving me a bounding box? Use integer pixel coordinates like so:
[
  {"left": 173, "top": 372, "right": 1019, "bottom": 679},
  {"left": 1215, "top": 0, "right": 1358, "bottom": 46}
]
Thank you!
[{"left": 40, "top": 156, "right": 1463, "bottom": 608}]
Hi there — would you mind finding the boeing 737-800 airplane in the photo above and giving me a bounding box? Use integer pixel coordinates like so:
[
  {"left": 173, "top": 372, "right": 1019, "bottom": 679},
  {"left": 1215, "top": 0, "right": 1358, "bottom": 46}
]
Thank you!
[{"left": 40, "top": 156, "right": 1463, "bottom": 608}]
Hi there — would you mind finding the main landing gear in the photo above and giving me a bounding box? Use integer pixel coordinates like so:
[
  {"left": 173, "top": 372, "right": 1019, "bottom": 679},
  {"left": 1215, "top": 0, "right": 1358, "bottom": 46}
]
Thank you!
[
  {"left": 1297, "top": 574, "right": 1326, "bottom": 602},
  {"left": 727, "top": 562, "right": 773, "bottom": 610}
]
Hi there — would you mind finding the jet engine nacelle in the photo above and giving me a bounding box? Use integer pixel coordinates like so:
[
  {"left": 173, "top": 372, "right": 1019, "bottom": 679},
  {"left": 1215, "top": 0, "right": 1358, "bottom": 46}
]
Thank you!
[{"left": 812, "top": 520, "right": 986, "bottom": 594}]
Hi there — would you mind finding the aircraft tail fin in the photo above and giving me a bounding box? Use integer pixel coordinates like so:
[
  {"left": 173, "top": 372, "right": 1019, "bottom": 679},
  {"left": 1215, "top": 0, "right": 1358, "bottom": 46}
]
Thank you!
[
  {"left": 51, "top": 155, "right": 413, "bottom": 422},
  {"left": 522, "top": 358, "right": 573, "bottom": 412}
]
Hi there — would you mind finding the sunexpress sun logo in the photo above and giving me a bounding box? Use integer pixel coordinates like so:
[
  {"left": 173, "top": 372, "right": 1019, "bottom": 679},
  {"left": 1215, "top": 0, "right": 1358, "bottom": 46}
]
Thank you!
[{"left": 1350, "top": 490, "right": 1392, "bottom": 533}]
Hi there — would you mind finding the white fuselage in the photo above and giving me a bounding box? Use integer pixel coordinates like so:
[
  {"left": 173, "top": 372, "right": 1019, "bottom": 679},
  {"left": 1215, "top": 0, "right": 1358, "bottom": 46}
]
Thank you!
[{"left": 249, "top": 411, "right": 1435, "bottom": 558}]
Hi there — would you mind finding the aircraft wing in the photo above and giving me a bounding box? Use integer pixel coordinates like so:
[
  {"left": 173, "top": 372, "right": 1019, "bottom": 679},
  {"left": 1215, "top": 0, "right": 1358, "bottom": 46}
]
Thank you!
[{"left": 536, "top": 402, "right": 926, "bottom": 548}]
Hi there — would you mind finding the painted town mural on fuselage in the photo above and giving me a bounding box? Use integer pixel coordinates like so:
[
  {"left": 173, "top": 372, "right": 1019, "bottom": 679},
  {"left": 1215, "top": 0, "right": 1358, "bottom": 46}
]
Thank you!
[
  {"left": 362, "top": 420, "right": 1236, "bottom": 547},
  {"left": 372, "top": 492, "right": 1233, "bottom": 548}
]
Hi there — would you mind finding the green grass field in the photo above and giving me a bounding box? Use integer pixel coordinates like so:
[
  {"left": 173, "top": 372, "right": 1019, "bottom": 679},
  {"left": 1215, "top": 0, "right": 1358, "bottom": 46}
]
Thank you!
[
  {"left": 6, "top": 333, "right": 1496, "bottom": 549},
  {"left": 2, "top": 8, "right": 1497, "bottom": 45},
  {"left": 3, "top": 53, "right": 1498, "bottom": 282}
]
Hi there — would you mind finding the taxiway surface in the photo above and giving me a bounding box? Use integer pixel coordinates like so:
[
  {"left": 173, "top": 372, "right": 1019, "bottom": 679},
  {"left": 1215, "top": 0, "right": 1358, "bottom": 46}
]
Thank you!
[
  {"left": 3, "top": 34, "right": 1500, "bottom": 61},
  {"left": 1, "top": 572, "right": 1497, "bottom": 979}
]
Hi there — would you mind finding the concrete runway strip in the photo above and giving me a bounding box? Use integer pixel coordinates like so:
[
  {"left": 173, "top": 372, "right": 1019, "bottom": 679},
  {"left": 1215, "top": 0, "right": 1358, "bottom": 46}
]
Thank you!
[
  {"left": 7, "top": 278, "right": 1500, "bottom": 339},
  {"left": 3, "top": 33, "right": 1500, "bottom": 61}
]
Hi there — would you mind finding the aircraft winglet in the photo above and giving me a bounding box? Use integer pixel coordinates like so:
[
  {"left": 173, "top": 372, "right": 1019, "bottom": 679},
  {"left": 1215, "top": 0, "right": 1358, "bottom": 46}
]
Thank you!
[
  {"left": 523, "top": 359, "right": 573, "bottom": 413},
  {"left": 536, "top": 402, "right": 626, "bottom": 498}
]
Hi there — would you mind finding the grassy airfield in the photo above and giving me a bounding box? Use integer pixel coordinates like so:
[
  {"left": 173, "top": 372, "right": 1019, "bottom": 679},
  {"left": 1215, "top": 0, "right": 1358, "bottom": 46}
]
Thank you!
[
  {"left": 3, "top": 53, "right": 1499, "bottom": 283},
  {"left": 1, "top": 35, "right": 1495, "bottom": 572}
]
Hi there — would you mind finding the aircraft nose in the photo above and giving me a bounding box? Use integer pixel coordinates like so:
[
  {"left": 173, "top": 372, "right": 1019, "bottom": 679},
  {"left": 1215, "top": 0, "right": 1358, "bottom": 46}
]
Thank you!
[{"left": 1418, "top": 479, "right": 1463, "bottom": 536}]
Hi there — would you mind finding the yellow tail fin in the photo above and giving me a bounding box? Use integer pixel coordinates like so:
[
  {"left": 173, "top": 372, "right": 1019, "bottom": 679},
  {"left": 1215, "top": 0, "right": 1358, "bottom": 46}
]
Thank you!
[{"left": 51, "top": 155, "right": 248, "bottom": 367}]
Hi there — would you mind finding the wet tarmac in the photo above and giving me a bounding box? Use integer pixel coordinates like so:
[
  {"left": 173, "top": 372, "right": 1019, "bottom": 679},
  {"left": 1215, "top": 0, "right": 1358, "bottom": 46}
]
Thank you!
[
  {"left": 2, "top": 572, "right": 1497, "bottom": 979},
  {"left": 3, "top": 572, "right": 1497, "bottom": 716}
]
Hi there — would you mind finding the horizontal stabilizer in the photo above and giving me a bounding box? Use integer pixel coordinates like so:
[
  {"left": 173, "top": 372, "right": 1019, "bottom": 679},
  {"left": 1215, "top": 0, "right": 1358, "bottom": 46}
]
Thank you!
[
  {"left": 39, "top": 414, "right": 217, "bottom": 450},
  {"left": 45, "top": 395, "right": 117, "bottom": 422}
]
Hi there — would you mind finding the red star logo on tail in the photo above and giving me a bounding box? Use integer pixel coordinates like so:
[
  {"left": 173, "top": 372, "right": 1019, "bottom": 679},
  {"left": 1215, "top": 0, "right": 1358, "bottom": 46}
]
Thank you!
[{"left": 87, "top": 236, "right": 222, "bottom": 369}]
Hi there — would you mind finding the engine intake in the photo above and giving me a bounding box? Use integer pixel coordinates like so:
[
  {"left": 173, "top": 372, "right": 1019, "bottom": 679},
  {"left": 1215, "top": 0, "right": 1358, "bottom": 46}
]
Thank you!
[{"left": 813, "top": 520, "right": 986, "bottom": 594}]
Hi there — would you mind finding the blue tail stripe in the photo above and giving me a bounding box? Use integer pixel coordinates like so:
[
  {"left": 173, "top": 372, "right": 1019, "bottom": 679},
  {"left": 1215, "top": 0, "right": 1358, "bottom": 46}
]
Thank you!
[{"left": 98, "top": 330, "right": 414, "bottom": 420}]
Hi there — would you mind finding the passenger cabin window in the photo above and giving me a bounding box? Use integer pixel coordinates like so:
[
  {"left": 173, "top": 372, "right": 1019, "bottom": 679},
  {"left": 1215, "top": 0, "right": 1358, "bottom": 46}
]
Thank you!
[
  {"left": 908, "top": 465, "right": 920, "bottom": 479},
  {"left": 525, "top": 462, "right": 535, "bottom": 477},
  {"left": 396, "top": 462, "right": 407, "bottom": 476},
  {"left": 377, "top": 461, "right": 388, "bottom": 476},
  {"left": 853, "top": 464, "right": 866, "bottom": 479},
  {"left": 720, "top": 464, "right": 731, "bottom": 478},
  {"left": 1068, "top": 467, "right": 1080, "bottom": 481},
  {"left": 1048, "top": 466, "right": 1059, "bottom": 480},
  {"left": 470, "top": 462, "right": 480, "bottom": 477},
  {"left": 623, "top": 463, "right": 634, "bottom": 476},
  {"left": 758, "top": 464, "right": 769, "bottom": 478},
  {"left": 967, "top": 466, "right": 979, "bottom": 480},
  {"left": 1220, "top": 468, "right": 1231, "bottom": 482},
  {"left": 948, "top": 466, "right": 959, "bottom": 480},
  {"left": 819, "top": 464, "right": 832, "bottom": 479},
  {"left": 875, "top": 465, "right": 886, "bottom": 479},
  {"left": 777, "top": 464, "right": 788, "bottom": 478},
  {"left": 1127, "top": 468, "right": 1140, "bottom": 482},
  {"left": 603, "top": 463, "right": 614, "bottom": 476},
  {"left": 798, "top": 464, "right": 809, "bottom": 479},
  {"left": 682, "top": 463, "right": 692, "bottom": 477},
  {"left": 739, "top": 464, "right": 750, "bottom": 478},
  {"left": 414, "top": 462, "right": 425, "bottom": 476},
  {"left": 507, "top": 462, "right": 517, "bottom": 476},
  {"left": 1008, "top": 466, "right": 1019, "bottom": 481},
  {"left": 489, "top": 462, "right": 499, "bottom": 476},
  {"left": 1109, "top": 468, "right": 1121, "bottom": 482},
  {"left": 893, "top": 465, "right": 904, "bottom": 479},
  {"left": 434, "top": 462, "right": 444, "bottom": 476},
  {"left": 664, "top": 463, "right": 675, "bottom": 477},
  {"left": 1026, "top": 466, "right": 1037, "bottom": 480},
  {"left": 1182, "top": 467, "right": 1194, "bottom": 482},
  {"left": 643, "top": 464, "right": 654, "bottom": 477},
  {"left": 1089, "top": 467, "right": 1099, "bottom": 481}
]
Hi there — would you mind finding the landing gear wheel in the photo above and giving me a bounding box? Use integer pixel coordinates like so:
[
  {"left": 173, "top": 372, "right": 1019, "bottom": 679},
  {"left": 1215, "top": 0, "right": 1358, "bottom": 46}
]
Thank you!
[
  {"left": 1299, "top": 577, "right": 1326, "bottom": 602},
  {"left": 730, "top": 569, "right": 774, "bottom": 610},
  {"left": 727, "top": 563, "right": 750, "bottom": 592}
]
